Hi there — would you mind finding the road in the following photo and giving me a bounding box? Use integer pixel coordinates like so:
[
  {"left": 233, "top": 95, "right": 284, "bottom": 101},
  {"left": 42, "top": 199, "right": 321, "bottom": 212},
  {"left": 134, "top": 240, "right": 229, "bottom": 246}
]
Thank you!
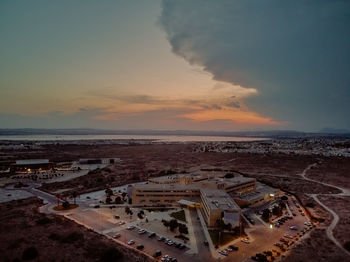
[
  {"left": 298, "top": 163, "right": 350, "bottom": 257},
  {"left": 188, "top": 209, "right": 215, "bottom": 262}
]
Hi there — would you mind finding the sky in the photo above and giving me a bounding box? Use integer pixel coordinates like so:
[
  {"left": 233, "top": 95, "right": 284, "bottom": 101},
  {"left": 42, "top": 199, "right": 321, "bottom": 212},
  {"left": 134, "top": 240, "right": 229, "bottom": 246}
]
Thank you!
[{"left": 0, "top": 0, "right": 349, "bottom": 131}]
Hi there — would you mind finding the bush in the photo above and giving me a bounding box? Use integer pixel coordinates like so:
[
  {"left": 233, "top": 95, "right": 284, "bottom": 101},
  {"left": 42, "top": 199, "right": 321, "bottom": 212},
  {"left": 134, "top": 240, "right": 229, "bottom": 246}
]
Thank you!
[
  {"left": 49, "top": 232, "right": 61, "bottom": 241},
  {"left": 344, "top": 241, "right": 350, "bottom": 251},
  {"left": 22, "top": 247, "right": 38, "bottom": 260},
  {"left": 36, "top": 217, "right": 51, "bottom": 225},
  {"left": 99, "top": 248, "right": 122, "bottom": 262},
  {"left": 62, "top": 201, "right": 70, "bottom": 209},
  {"left": 61, "top": 231, "right": 84, "bottom": 243},
  {"left": 306, "top": 202, "right": 315, "bottom": 208}
]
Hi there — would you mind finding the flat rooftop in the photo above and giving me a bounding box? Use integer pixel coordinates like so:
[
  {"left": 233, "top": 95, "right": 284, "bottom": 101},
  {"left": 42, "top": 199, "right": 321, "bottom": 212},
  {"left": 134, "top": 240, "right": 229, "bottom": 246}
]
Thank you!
[
  {"left": 200, "top": 188, "right": 240, "bottom": 211},
  {"left": 15, "top": 159, "right": 50, "bottom": 165},
  {"left": 133, "top": 183, "right": 200, "bottom": 191},
  {"left": 231, "top": 183, "right": 277, "bottom": 201},
  {"left": 149, "top": 175, "right": 180, "bottom": 183}
]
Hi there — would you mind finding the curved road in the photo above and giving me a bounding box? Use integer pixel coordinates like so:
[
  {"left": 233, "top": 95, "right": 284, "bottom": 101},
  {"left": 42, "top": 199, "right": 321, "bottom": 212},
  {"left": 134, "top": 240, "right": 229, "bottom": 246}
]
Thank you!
[{"left": 298, "top": 163, "right": 350, "bottom": 257}]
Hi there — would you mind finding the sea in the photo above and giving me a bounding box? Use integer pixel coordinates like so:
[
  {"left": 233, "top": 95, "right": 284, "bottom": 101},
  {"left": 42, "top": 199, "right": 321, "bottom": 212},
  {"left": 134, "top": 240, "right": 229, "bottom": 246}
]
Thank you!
[{"left": 0, "top": 134, "right": 269, "bottom": 142}]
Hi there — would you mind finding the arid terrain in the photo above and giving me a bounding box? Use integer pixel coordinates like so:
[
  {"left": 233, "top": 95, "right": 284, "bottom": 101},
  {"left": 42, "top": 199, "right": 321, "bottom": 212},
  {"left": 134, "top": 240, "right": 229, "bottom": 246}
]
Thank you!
[
  {"left": 0, "top": 142, "right": 349, "bottom": 261},
  {"left": 0, "top": 197, "right": 153, "bottom": 262}
]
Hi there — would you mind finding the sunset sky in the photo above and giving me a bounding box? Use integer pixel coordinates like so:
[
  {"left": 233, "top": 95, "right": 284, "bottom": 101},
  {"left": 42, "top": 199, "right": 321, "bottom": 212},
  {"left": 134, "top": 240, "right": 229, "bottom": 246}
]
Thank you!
[{"left": 1, "top": 1, "right": 349, "bottom": 131}]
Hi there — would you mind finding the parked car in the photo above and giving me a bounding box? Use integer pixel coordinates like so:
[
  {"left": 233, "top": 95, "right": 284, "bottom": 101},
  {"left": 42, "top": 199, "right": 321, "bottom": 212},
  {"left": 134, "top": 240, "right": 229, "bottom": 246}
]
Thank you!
[
  {"left": 179, "top": 244, "right": 186, "bottom": 250},
  {"left": 153, "top": 250, "right": 162, "bottom": 258},
  {"left": 167, "top": 240, "right": 174, "bottom": 246},
  {"left": 241, "top": 238, "right": 250, "bottom": 244},
  {"left": 219, "top": 250, "right": 228, "bottom": 256},
  {"left": 148, "top": 232, "right": 156, "bottom": 238},
  {"left": 138, "top": 229, "right": 146, "bottom": 234},
  {"left": 127, "top": 225, "right": 135, "bottom": 230},
  {"left": 127, "top": 239, "right": 135, "bottom": 245},
  {"left": 113, "top": 233, "right": 121, "bottom": 238},
  {"left": 136, "top": 245, "right": 144, "bottom": 250},
  {"left": 229, "top": 245, "right": 239, "bottom": 251}
]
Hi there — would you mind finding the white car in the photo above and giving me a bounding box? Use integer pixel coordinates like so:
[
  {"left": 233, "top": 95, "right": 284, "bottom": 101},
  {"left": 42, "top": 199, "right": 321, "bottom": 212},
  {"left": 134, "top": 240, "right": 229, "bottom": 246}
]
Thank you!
[
  {"left": 241, "top": 238, "right": 250, "bottom": 244},
  {"left": 167, "top": 240, "right": 174, "bottom": 245},
  {"left": 219, "top": 250, "right": 228, "bottom": 256},
  {"left": 127, "top": 239, "right": 135, "bottom": 245},
  {"left": 138, "top": 229, "right": 146, "bottom": 234}
]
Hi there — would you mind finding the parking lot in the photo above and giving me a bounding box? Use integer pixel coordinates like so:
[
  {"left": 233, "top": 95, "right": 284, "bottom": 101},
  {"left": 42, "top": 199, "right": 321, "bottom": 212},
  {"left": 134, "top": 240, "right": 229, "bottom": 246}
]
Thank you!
[
  {"left": 106, "top": 225, "right": 192, "bottom": 261},
  {"left": 218, "top": 193, "right": 314, "bottom": 261}
]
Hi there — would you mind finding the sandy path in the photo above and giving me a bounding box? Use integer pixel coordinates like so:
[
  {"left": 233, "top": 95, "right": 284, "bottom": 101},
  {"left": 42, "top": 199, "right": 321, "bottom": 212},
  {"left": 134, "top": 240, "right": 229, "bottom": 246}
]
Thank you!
[{"left": 299, "top": 163, "right": 350, "bottom": 256}]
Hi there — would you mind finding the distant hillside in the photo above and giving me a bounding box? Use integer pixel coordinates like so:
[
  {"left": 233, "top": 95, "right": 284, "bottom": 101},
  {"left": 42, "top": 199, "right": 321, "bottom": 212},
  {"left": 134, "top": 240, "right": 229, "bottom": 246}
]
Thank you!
[
  {"left": 0, "top": 128, "right": 304, "bottom": 137},
  {"left": 1, "top": 128, "right": 348, "bottom": 139},
  {"left": 319, "top": 128, "right": 350, "bottom": 134}
]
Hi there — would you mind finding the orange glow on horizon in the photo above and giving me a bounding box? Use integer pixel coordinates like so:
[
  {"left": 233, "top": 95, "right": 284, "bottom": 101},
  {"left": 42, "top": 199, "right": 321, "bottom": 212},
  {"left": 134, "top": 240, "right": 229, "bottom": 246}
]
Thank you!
[{"left": 181, "top": 109, "right": 280, "bottom": 125}]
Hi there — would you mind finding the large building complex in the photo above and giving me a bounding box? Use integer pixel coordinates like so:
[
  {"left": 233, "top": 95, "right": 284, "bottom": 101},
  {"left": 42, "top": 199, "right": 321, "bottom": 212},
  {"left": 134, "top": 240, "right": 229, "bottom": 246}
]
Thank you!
[
  {"left": 10, "top": 159, "right": 54, "bottom": 173},
  {"left": 132, "top": 172, "right": 277, "bottom": 227}
]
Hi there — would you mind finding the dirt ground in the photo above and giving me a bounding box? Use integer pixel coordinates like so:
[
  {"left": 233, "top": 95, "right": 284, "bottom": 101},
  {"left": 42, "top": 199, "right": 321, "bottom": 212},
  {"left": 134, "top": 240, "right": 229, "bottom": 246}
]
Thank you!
[
  {"left": 306, "top": 157, "right": 350, "bottom": 189},
  {"left": 283, "top": 228, "right": 349, "bottom": 262},
  {"left": 318, "top": 195, "right": 350, "bottom": 248},
  {"left": 1, "top": 143, "right": 350, "bottom": 261},
  {"left": 0, "top": 197, "right": 149, "bottom": 262}
]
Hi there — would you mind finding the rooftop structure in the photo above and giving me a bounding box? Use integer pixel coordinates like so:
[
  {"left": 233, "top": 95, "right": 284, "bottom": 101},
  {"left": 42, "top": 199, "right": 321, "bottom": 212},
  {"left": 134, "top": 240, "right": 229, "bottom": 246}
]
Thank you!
[
  {"left": 10, "top": 159, "right": 54, "bottom": 173},
  {"left": 15, "top": 159, "right": 49, "bottom": 165},
  {"left": 131, "top": 173, "right": 275, "bottom": 227},
  {"left": 200, "top": 188, "right": 240, "bottom": 211}
]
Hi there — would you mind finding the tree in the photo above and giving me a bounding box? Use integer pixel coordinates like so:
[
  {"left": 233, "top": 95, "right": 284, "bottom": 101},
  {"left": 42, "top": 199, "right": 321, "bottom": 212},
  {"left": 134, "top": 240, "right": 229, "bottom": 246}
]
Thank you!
[
  {"left": 62, "top": 201, "right": 70, "bottom": 209},
  {"left": 215, "top": 218, "right": 225, "bottom": 245},
  {"left": 178, "top": 224, "right": 188, "bottom": 235},
  {"left": 169, "top": 219, "right": 179, "bottom": 232},
  {"left": 272, "top": 205, "right": 282, "bottom": 216},
  {"left": 162, "top": 219, "right": 170, "bottom": 230},
  {"left": 261, "top": 209, "right": 271, "bottom": 222},
  {"left": 281, "top": 195, "right": 288, "bottom": 201},
  {"left": 106, "top": 196, "right": 112, "bottom": 204},
  {"left": 137, "top": 211, "right": 144, "bottom": 219},
  {"left": 105, "top": 188, "right": 113, "bottom": 197},
  {"left": 121, "top": 192, "right": 127, "bottom": 198},
  {"left": 115, "top": 196, "right": 122, "bottom": 204},
  {"left": 125, "top": 206, "right": 131, "bottom": 215},
  {"left": 72, "top": 191, "right": 78, "bottom": 205},
  {"left": 225, "top": 222, "right": 233, "bottom": 232}
]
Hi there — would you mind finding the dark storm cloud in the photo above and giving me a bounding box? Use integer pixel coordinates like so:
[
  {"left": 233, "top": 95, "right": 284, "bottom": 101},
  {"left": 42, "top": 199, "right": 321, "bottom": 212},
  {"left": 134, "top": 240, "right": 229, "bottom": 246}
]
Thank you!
[{"left": 160, "top": 0, "right": 350, "bottom": 130}]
